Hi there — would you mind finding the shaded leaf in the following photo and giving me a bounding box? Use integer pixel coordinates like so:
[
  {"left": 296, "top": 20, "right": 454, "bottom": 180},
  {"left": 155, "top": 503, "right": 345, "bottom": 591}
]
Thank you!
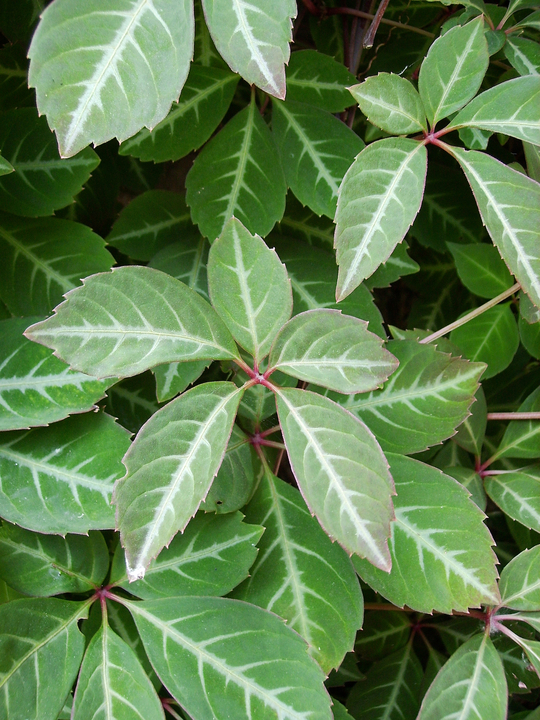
[
  {"left": 452, "top": 385, "right": 487, "bottom": 456},
  {"left": 105, "top": 372, "right": 161, "bottom": 435},
  {"left": 149, "top": 235, "right": 209, "bottom": 300},
  {"left": 355, "top": 610, "right": 411, "bottom": 661},
  {"left": 285, "top": 50, "right": 356, "bottom": 112},
  {"left": 0, "top": 44, "right": 33, "bottom": 112},
  {"left": 276, "top": 193, "right": 334, "bottom": 249},
  {"left": 445, "top": 467, "right": 487, "bottom": 511},
  {"left": 495, "top": 387, "right": 540, "bottom": 459},
  {"left": 447, "top": 242, "right": 514, "bottom": 298},
  {"left": 350, "top": 73, "right": 427, "bottom": 135},
  {"left": 500, "top": 545, "right": 540, "bottom": 610},
  {"left": 364, "top": 242, "right": 420, "bottom": 289}
]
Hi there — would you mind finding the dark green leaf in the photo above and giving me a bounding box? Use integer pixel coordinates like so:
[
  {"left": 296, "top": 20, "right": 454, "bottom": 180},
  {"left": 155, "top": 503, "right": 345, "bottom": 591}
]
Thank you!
[
  {"left": 285, "top": 50, "right": 356, "bottom": 112},
  {"left": 493, "top": 387, "right": 540, "bottom": 459},
  {"left": 105, "top": 372, "right": 161, "bottom": 435},
  {"left": 149, "top": 235, "right": 209, "bottom": 301},
  {"left": 447, "top": 242, "right": 514, "bottom": 298},
  {"left": 452, "top": 385, "right": 487, "bottom": 456},
  {"left": 0, "top": 44, "right": 33, "bottom": 111},
  {"left": 355, "top": 611, "right": 411, "bottom": 661},
  {"left": 520, "top": 313, "right": 540, "bottom": 359}
]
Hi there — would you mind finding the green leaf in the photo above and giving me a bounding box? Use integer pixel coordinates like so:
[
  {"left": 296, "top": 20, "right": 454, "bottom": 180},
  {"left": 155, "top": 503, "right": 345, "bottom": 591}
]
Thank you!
[
  {"left": 494, "top": 387, "right": 540, "bottom": 459},
  {"left": 365, "top": 242, "right": 420, "bottom": 289},
  {"left": 486, "top": 465, "right": 540, "bottom": 532},
  {"left": 119, "top": 64, "right": 239, "bottom": 162},
  {"left": 451, "top": 147, "right": 540, "bottom": 309},
  {"left": 0, "top": 44, "right": 33, "bottom": 112},
  {"left": 0, "top": 155, "right": 13, "bottom": 176},
  {"left": 418, "top": 18, "right": 488, "bottom": 126},
  {"left": 149, "top": 235, "right": 209, "bottom": 300},
  {"left": 500, "top": 545, "right": 540, "bottom": 610},
  {"left": 272, "top": 99, "right": 364, "bottom": 218},
  {"left": 25, "top": 266, "right": 239, "bottom": 379},
  {"left": 335, "top": 138, "right": 427, "bottom": 300},
  {"left": 0, "top": 214, "right": 113, "bottom": 317},
  {"left": 105, "top": 373, "right": 161, "bottom": 435},
  {"left": 450, "top": 304, "right": 519, "bottom": 379},
  {"left": 459, "top": 125, "right": 492, "bottom": 150},
  {"left": 447, "top": 242, "right": 514, "bottom": 298},
  {"left": 201, "top": 0, "right": 296, "bottom": 99},
  {"left": 186, "top": 98, "right": 287, "bottom": 241},
  {"left": 233, "top": 469, "right": 363, "bottom": 674},
  {"left": 235, "top": 367, "right": 296, "bottom": 430},
  {"left": 285, "top": 50, "right": 357, "bottom": 112},
  {"left": 333, "top": 701, "right": 354, "bottom": 720},
  {"left": 106, "top": 190, "right": 192, "bottom": 262},
  {"left": 417, "top": 634, "right": 507, "bottom": 720},
  {"left": 114, "top": 381, "right": 243, "bottom": 580},
  {"left": 354, "top": 454, "right": 500, "bottom": 613},
  {"left": 350, "top": 73, "right": 427, "bottom": 135},
  {"left": 355, "top": 610, "right": 411, "bottom": 661},
  {"left": 501, "top": 631, "right": 540, "bottom": 681},
  {"left": 0, "top": 412, "right": 130, "bottom": 534},
  {"left": 520, "top": 313, "right": 540, "bottom": 359},
  {"left": 493, "top": 632, "right": 540, "bottom": 695},
  {"left": 28, "top": 0, "right": 194, "bottom": 157},
  {"left": 276, "top": 193, "right": 334, "bottom": 248},
  {"left": 127, "top": 595, "right": 332, "bottom": 719},
  {"left": 152, "top": 359, "right": 209, "bottom": 403},
  {"left": 0, "top": 317, "right": 114, "bottom": 431},
  {"left": 452, "top": 385, "right": 487, "bottom": 456},
  {"left": 330, "top": 339, "right": 485, "bottom": 454},
  {"left": 269, "top": 309, "right": 398, "bottom": 394},
  {"left": 111, "top": 511, "right": 262, "bottom": 599},
  {"left": 450, "top": 76, "right": 540, "bottom": 145},
  {"left": 276, "top": 387, "right": 395, "bottom": 570},
  {"left": 346, "top": 644, "right": 423, "bottom": 720},
  {"left": 505, "top": 37, "right": 540, "bottom": 77},
  {"left": 0, "top": 108, "right": 99, "bottom": 216},
  {"left": 0, "top": 526, "right": 108, "bottom": 597},
  {"left": 208, "top": 217, "right": 292, "bottom": 363},
  {"left": 72, "top": 622, "right": 164, "bottom": 720},
  {"left": 518, "top": 10, "right": 540, "bottom": 31},
  {"left": 0, "top": 597, "right": 89, "bottom": 720}
]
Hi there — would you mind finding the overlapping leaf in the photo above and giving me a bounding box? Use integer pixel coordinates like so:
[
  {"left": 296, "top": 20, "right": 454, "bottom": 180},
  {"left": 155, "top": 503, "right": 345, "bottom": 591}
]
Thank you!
[
  {"left": 234, "top": 469, "right": 363, "bottom": 673},
  {"left": 153, "top": 359, "right": 208, "bottom": 403},
  {"left": 149, "top": 234, "right": 209, "bottom": 300},
  {"left": 28, "top": 0, "right": 194, "bottom": 157},
  {"left": 485, "top": 465, "right": 540, "bottom": 532},
  {"left": 285, "top": 49, "right": 356, "bottom": 112},
  {"left": 0, "top": 412, "right": 130, "bottom": 534},
  {"left": 0, "top": 214, "right": 113, "bottom": 316},
  {"left": 353, "top": 454, "right": 500, "bottom": 613},
  {"left": 447, "top": 242, "right": 514, "bottom": 298},
  {"left": 269, "top": 309, "right": 398, "bottom": 394},
  {"left": 334, "top": 138, "right": 427, "bottom": 300},
  {"left": 495, "top": 387, "right": 540, "bottom": 459},
  {"left": 201, "top": 0, "right": 296, "bottom": 98},
  {"left": 277, "top": 387, "right": 395, "bottom": 570},
  {"left": 115, "top": 381, "right": 243, "bottom": 580},
  {"left": 25, "top": 266, "right": 239, "bottom": 379},
  {"left": 127, "top": 595, "right": 332, "bottom": 719},
  {"left": 500, "top": 545, "right": 540, "bottom": 610},
  {"left": 505, "top": 37, "right": 540, "bottom": 76},
  {"left": 350, "top": 73, "right": 427, "bottom": 135},
  {"left": 355, "top": 611, "right": 411, "bottom": 661}
]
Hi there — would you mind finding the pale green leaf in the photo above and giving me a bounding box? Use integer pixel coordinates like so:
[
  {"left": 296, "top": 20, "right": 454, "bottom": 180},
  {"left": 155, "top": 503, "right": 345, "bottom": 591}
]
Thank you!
[
  {"left": 350, "top": 73, "right": 427, "bottom": 135},
  {"left": 0, "top": 214, "right": 114, "bottom": 316},
  {"left": 0, "top": 598, "right": 89, "bottom": 720},
  {"left": 127, "top": 595, "right": 332, "bottom": 719},
  {"left": 447, "top": 242, "right": 514, "bottom": 298},
  {"left": 459, "top": 126, "right": 492, "bottom": 150},
  {"left": 114, "top": 381, "right": 243, "bottom": 580},
  {"left": 354, "top": 454, "right": 500, "bottom": 613},
  {"left": 417, "top": 634, "right": 507, "bottom": 720},
  {"left": 500, "top": 545, "right": 540, "bottom": 610},
  {"left": 0, "top": 317, "right": 113, "bottom": 431},
  {"left": 0, "top": 108, "right": 99, "bottom": 216},
  {"left": 495, "top": 387, "right": 540, "bottom": 459},
  {"left": 485, "top": 465, "right": 540, "bottom": 533},
  {"left": 329, "top": 339, "right": 485, "bottom": 454},
  {"left": 269, "top": 309, "right": 398, "bottom": 394},
  {"left": 152, "top": 359, "right": 208, "bottom": 403},
  {"left": 276, "top": 387, "right": 395, "bottom": 570},
  {"left": 333, "top": 701, "right": 353, "bottom": 720},
  {"left": 418, "top": 18, "right": 488, "bottom": 126},
  {"left": 450, "top": 76, "right": 540, "bottom": 145},
  {"left": 505, "top": 37, "right": 540, "bottom": 77},
  {"left": 0, "top": 526, "right": 108, "bottom": 597},
  {"left": 28, "top": 0, "right": 194, "bottom": 157},
  {"left": 201, "top": 0, "right": 296, "bottom": 99},
  {"left": 451, "top": 147, "right": 540, "bottom": 309},
  {"left": 355, "top": 610, "right": 411, "bottom": 661},
  {"left": 149, "top": 234, "right": 209, "bottom": 301},
  {"left": 0, "top": 412, "right": 130, "bottom": 534},
  {"left": 106, "top": 190, "right": 192, "bottom": 262},
  {"left": 335, "top": 138, "right": 427, "bottom": 300},
  {"left": 186, "top": 98, "right": 287, "bottom": 241},
  {"left": 111, "top": 511, "right": 262, "bottom": 599},
  {"left": 25, "top": 266, "right": 239, "bottom": 379},
  {"left": 285, "top": 50, "right": 356, "bottom": 112},
  {"left": 208, "top": 218, "right": 292, "bottom": 363},
  {"left": 119, "top": 64, "right": 239, "bottom": 162},
  {"left": 272, "top": 99, "right": 364, "bottom": 218},
  {"left": 233, "top": 469, "right": 363, "bottom": 674},
  {"left": 0, "top": 155, "right": 13, "bottom": 176},
  {"left": 72, "top": 623, "right": 164, "bottom": 720}
]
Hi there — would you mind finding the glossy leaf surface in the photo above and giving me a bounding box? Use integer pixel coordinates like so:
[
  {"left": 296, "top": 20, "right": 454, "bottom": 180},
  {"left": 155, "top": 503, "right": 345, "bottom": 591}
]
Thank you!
[{"left": 350, "top": 74, "right": 427, "bottom": 135}]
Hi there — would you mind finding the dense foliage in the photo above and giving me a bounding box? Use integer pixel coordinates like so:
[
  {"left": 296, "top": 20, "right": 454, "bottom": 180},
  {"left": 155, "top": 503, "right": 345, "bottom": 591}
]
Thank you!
[{"left": 0, "top": 0, "right": 540, "bottom": 718}]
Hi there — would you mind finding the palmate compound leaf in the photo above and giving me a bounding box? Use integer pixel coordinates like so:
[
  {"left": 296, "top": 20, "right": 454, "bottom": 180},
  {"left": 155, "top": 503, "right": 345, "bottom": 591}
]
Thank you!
[
  {"left": 327, "top": 339, "right": 485, "bottom": 454},
  {"left": 449, "top": 76, "right": 540, "bottom": 147},
  {"left": 125, "top": 595, "right": 332, "bottom": 719},
  {"left": 451, "top": 146, "right": 540, "bottom": 309},
  {"left": 24, "top": 266, "right": 239, "bottom": 379},
  {"left": 232, "top": 468, "right": 363, "bottom": 674},
  {"left": 485, "top": 465, "right": 540, "bottom": 533},
  {"left": 201, "top": 0, "right": 296, "bottom": 99},
  {"left": 0, "top": 412, "right": 130, "bottom": 534},
  {"left": 417, "top": 633, "right": 507, "bottom": 720},
  {"left": 334, "top": 138, "right": 427, "bottom": 301},
  {"left": 28, "top": 0, "right": 194, "bottom": 157},
  {"left": 0, "top": 597, "right": 90, "bottom": 720},
  {"left": 110, "top": 510, "right": 263, "bottom": 599},
  {"left": 276, "top": 387, "right": 395, "bottom": 570},
  {"left": 114, "top": 381, "right": 243, "bottom": 581},
  {"left": 0, "top": 317, "right": 114, "bottom": 431},
  {"left": 353, "top": 454, "right": 500, "bottom": 614},
  {"left": 208, "top": 218, "right": 293, "bottom": 364},
  {"left": 71, "top": 622, "right": 164, "bottom": 720},
  {"left": 499, "top": 545, "right": 540, "bottom": 611},
  {"left": 268, "top": 309, "right": 398, "bottom": 394}
]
